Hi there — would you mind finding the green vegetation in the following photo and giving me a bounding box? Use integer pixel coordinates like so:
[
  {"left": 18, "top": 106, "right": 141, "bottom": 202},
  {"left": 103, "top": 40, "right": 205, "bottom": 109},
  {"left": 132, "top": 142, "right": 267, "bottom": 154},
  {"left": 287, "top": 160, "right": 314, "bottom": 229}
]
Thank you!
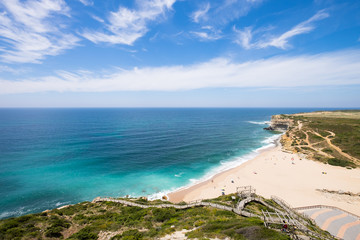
[
  {"left": 186, "top": 218, "right": 289, "bottom": 240},
  {"left": 0, "top": 190, "right": 336, "bottom": 240},
  {"left": 244, "top": 201, "right": 274, "bottom": 216},
  {"left": 328, "top": 158, "right": 356, "bottom": 168},
  {"left": 203, "top": 193, "right": 239, "bottom": 207},
  {"left": 112, "top": 229, "right": 144, "bottom": 240},
  {"left": 281, "top": 110, "right": 360, "bottom": 168},
  {"left": 323, "top": 148, "right": 333, "bottom": 153},
  {"left": 0, "top": 196, "right": 294, "bottom": 240},
  {"left": 308, "top": 118, "right": 360, "bottom": 159}
]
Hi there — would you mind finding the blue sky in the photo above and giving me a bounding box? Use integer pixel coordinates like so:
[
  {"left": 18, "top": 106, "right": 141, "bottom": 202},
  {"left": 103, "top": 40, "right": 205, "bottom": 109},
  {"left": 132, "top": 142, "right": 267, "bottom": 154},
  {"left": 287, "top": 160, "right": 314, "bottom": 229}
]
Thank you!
[{"left": 0, "top": 0, "right": 359, "bottom": 107}]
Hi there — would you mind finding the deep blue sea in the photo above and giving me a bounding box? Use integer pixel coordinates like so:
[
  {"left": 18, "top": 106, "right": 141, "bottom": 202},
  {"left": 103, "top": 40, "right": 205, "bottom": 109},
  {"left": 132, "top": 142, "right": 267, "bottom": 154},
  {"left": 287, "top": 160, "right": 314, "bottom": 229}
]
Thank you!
[{"left": 0, "top": 108, "right": 325, "bottom": 219}]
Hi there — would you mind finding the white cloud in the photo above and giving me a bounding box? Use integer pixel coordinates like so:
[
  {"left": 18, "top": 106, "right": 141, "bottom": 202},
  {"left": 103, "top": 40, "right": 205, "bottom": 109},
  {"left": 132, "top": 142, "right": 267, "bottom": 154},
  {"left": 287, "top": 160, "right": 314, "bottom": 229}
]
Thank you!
[
  {"left": 0, "top": 0, "right": 79, "bottom": 63},
  {"left": 234, "top": 27, "right": 252, "bottom": 49},
  {"left": 91, "top": 15, "right": 104, "bottom": 23},
  {"left": 82, "top": 0, "right": 175, "bottom": 45},
  {"left": 0, "top": 65, "right": 27, "bottom": 74},
  {"left": 190, "top": 26, "right": 222, "bottom": 41},
  {"left": 188, "top": 0, "right": 264, "bottom": 43},
  {"left": 191, "top": 31, "right": 221, "bottom": 41},
  {"left": 191, "top": 3, "right": 210, "bottom": 23},
  {"left": 1, "top": 49, "right": 360, "bottom": 94},
  {"left": 214, "top": 0, "right": 264, "bottom": 25},
  {"left": 235, "top": 10, "right": 329, "bottom": 49},
  {"left": 78, "top": 0, "right": 93, "bottom": 6}
]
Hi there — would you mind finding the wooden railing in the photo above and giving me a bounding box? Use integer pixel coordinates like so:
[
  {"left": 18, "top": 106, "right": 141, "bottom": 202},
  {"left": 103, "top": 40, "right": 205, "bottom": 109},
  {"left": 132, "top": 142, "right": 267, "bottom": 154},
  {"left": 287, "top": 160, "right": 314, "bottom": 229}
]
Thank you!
[
  {"left": 93, "top": 196, "right": 259, "bottom": 218},
  {"left": 92, "top": 190, "right": 338, "bottom": 240},
  {"left": 294, "top": 205, "right": 360, "bottom": 219},
  {"left": 271, "top": 196, "right": 338, "bottom": 240}
]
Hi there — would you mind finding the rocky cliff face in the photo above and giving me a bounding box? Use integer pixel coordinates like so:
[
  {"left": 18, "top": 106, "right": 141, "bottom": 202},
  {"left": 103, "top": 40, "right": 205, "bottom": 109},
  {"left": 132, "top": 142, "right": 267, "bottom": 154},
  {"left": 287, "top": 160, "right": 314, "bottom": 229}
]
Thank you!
[{"left": 264, "top": 115, "right": 292, "bottom": 131}]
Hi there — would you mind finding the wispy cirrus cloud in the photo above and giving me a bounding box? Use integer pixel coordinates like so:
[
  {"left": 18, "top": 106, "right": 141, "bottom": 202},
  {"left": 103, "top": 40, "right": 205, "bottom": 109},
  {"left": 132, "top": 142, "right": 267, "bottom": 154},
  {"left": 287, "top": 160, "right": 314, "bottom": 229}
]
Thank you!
[
  {"left": 235, "top": 10, "right": 329, "bottom": 49},
  {"left": 82, "top": 0, "right": 175, "bottom": 45},
  {"left": 190, "top": 0, "right": 264, "bottom": 26},
  {"left": 78, "top": 0, "right": 93, "bottom": 6},
  {"left": 1, "top": 49, "right": 360, "bottom": 94},
  {"left": 190, "top": 26, "right": 222, "bottom": 41},
  {"left": 91, "top": 15, "right": 105, "bottom": 23},
  {"left": 191, "top": 2, "right": 210, "bottom": 23},
  {"left": 0, "top": 65, "right": 29, "bottom": 74},
  {"left": 212, "top": 0, "right": 264, "bottom": 25},
  {"left": 190, "top": 31, "right": 221, "bottom": 41},
  {"left": 0, "top": 0, "right": 80, "bottom": 63},
  {"left": 189, "top": 0, "right": 263, "bottom": 43}
]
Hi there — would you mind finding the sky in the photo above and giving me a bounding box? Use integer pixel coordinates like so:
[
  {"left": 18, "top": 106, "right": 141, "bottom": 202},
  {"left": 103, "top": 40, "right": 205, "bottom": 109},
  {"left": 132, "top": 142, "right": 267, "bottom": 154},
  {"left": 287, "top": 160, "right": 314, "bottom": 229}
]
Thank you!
[{"left": 0, "top": 0, "right": 359, "bottom": 107}]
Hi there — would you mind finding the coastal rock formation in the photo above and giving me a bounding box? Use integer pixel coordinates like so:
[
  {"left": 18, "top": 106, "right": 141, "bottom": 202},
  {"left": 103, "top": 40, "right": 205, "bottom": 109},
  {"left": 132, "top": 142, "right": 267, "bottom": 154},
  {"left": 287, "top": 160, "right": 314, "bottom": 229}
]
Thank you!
[{"left": 263, "top": 115, "right": 293, "bottom": 131}]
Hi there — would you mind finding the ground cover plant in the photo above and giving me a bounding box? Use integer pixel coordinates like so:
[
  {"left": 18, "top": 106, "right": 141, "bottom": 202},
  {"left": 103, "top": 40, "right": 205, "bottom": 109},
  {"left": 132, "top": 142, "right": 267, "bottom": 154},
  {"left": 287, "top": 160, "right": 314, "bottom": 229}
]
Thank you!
[{"left": 0, "top": 197, "right": 293, "bottom": 240}]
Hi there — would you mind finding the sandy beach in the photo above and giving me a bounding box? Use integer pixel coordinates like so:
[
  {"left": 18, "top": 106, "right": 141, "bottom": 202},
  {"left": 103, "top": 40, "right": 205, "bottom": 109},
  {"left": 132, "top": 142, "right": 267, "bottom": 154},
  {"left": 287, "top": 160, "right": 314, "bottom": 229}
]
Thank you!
[{"left": 168, "top": 143, "right": 360, "bottom": 216}]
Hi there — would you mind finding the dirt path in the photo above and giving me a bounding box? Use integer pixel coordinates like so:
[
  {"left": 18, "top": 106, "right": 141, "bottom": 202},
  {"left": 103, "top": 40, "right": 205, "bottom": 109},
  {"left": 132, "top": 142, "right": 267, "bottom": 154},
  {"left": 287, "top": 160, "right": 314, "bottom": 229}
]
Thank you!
[
  {"left": 311, "top": 131, "right": 360, "bottom": 164},
  {"left": 298, "top": 121, "right": 303, "bottom": 130},
  {"left": 301, "top": 130, "right": 332, "bottom": 158},
  {"left": 296, "top": 127, "right": 359, "bottom": 163}
]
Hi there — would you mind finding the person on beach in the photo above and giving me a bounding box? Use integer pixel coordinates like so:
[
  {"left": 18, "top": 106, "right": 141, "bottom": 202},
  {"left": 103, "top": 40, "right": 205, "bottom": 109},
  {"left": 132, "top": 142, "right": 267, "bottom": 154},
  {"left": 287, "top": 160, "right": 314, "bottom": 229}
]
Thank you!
[{"left": 282, "top": 221, "right": 288, "bottom": 232}]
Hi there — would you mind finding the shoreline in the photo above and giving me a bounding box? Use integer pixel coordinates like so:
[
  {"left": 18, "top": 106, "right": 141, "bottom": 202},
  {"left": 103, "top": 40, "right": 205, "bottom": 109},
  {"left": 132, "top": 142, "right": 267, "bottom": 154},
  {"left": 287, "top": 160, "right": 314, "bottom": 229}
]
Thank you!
[
  {"left": 160, "top": 134, "right": 281, "bottom": 201},
  {"left": 167, "top": 139, "right": 280, "bottom": 202},
  {"left": 168, "top": 138, "right": 360, "bottom": 216}
]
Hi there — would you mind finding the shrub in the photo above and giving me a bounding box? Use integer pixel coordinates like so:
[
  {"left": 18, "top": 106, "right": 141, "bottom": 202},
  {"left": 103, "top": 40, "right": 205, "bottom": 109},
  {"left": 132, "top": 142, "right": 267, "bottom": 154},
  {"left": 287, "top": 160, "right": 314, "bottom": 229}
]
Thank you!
[
  {"left": 323, "top": 148, "right": 333, "bottom": 153},
  {"left": 50, "top": 216, "right": 70, "bottom": 228},
  {"left": 0, "top": 219, "right": 19, "bottom": 232},
  {"left": 17, "top": 215, "right": 32, "bottom": 223},
  {"left": 45, "top": 226, "right": 63, "bottom": 238},
  {"left": 328, "top": 158, "right": 355, "bottom": 168},
  {"left": 152, "top": 208, "right": 176, "bottom": 222},
  {"left": 69, "top": 226, "right": 98, "bottom": 240},
  {"left": 113, "top": 229, "right": 143, "bottom": 240}
]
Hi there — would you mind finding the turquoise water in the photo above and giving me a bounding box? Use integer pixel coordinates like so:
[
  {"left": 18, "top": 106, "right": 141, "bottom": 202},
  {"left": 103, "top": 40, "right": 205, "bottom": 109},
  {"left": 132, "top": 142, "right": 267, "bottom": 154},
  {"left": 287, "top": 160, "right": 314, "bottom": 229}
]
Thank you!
[{"left": 0, "top": 108, "right": 321, "bottom": 219}]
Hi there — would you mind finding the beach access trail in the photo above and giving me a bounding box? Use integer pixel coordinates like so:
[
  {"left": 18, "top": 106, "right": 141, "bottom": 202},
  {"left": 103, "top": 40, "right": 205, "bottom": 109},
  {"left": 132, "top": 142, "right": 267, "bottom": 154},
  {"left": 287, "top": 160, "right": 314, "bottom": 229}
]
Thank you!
[{"left": 168, "top": 144, "right": 360, "bottom": 216}]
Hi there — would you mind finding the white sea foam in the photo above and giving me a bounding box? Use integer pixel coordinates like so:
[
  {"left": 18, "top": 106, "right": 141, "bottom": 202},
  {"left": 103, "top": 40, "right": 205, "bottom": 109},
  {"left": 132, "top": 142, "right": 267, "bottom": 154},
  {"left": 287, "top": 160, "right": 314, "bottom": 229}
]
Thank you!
[
  {"left": 148, "top": 191, "right": 171, "bottom": 201},
  {"left": 54, "top": 201, "right": 73, "bottom": 210},
  {"left": 175, "top": 172, "right": 184, "bottom": 177},
  {"left": 248, "top": 121, "right": 271, "bottom": 125},
  {"left": 261, "top": 134, "right": 281, "bottom": 144},
  {"left": 0, "top": 207, "right": 27, "bottom": 219},
  {"left": 148, "top": 133, "right": 283, "bottom": 201},
  {"left": 148, "top": 134, "right": 283, "bottom": 201},
  {"left": 255, "top": 134, "right": 282, "bottom": 152},
  {"left": 55, "top": 201, "right": 70, "bottom": 207}
]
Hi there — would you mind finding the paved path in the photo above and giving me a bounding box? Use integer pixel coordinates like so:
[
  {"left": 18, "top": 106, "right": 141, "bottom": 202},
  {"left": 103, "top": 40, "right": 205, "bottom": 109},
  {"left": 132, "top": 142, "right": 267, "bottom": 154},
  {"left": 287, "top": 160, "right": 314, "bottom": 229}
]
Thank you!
[{"left": 299, "top": 207, "right": 360, "bottom": 240}]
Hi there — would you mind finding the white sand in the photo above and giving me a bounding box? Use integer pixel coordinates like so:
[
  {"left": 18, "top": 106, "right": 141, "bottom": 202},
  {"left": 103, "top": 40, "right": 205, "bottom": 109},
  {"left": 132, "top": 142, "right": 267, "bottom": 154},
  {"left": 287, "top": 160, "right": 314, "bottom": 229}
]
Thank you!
[{"left": 168, "top": 145, "right": 360, "bottom": 216}]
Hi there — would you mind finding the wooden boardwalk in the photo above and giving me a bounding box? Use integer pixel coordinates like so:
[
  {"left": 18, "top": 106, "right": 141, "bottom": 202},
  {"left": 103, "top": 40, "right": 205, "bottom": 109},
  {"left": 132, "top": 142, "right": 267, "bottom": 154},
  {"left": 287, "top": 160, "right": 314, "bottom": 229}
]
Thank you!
[
  {"left": 92, "top": 186, "right": 336, "bottom": 240},
  {"left": 93, "top": 197, "right": 257, "bottom": 218}
]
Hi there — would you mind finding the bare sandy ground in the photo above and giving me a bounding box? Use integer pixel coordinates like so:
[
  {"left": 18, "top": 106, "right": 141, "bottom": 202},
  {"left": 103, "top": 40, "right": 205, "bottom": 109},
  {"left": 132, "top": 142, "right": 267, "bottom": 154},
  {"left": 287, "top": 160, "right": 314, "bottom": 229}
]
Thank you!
[{"left": 168, "top": 145, "right": 360, "bottom": 216}]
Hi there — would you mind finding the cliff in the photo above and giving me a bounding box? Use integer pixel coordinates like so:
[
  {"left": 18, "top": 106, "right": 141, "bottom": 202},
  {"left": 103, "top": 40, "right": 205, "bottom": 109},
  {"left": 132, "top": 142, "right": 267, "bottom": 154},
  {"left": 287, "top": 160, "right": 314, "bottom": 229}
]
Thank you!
[{"left": 263, "top": 115, "right": 293, "bottom": 131}]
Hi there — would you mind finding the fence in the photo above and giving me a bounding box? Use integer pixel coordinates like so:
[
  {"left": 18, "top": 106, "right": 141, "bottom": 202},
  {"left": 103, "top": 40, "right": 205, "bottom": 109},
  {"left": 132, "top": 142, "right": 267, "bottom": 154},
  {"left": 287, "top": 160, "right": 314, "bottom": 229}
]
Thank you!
[{"left": 294, "top": 205, "right": 360, "bottom": 220}]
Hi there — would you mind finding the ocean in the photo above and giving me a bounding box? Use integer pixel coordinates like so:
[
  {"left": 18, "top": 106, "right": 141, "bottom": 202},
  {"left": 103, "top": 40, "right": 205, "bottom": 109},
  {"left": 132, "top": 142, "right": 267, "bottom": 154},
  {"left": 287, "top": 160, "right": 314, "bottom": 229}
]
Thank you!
[{"left": 0, "top": 108, "right": 322, "bottom": 219}]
